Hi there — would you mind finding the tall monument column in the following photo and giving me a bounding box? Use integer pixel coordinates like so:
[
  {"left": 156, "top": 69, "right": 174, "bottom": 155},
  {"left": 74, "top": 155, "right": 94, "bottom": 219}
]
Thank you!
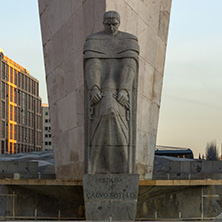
[{"left": 38, "top": 0, "right": 172, "bottom": 179}]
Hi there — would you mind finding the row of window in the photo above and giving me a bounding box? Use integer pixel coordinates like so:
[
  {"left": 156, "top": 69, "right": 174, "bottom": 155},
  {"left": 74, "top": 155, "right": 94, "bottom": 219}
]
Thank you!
[
  {"left": 44, "top": 127, "right": 51, "bottom": 131},
  {"left": 1, "top": 62, "right": 39, "bottom": 96},
  {"left": 45, "top": 141, "right": 52, "bottom": 146},
  {"left": 1, "top": 82, "right": 41, "bottom": 114},
  {"left": 1, "top": 140, "right": 41, "bottom": 154},
  {"left": 45, "top": 134, "right": 51, "bottom": 138},
  {"left": 1, "top": 121, "right": 42, "bottom": 146}
]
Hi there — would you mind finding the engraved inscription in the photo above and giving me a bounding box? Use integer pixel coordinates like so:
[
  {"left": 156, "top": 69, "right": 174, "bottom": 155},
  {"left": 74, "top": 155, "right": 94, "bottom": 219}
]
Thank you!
[
  {"left": 96, "top": 177, "right": 123, "bottom": 185},
  {"left": 85, "top": 192, "right": 136, "bottom": 199}
]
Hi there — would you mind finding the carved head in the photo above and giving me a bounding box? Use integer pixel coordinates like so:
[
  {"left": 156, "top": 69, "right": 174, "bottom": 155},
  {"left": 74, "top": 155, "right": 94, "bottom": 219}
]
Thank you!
[{"left": 103, "top": 11, "right": 120, "bottom": 35}]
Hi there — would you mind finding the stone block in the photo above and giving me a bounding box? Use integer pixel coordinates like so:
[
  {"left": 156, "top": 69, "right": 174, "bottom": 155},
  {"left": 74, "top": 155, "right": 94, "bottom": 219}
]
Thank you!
[
  {"left": 191, "top": 161, "right": 202, "bottom": 174},
  {"left": 126, "top": 0, "right": 139, "bottom": 14},
  {"left": 160, "top": 0, "right": 172, "bottom": 12},
  {"left": 83, "top": 174, "right": 139, "bottom": 220},
  {"left": 169, "top": 161, "right": 181, "bottom": 173},
  {"left": 212, "top": 161, "right": 222, "bottom": 173},
  {"left": 158, "top": 10, "right": 171, "bottom": 43},
  {"left": 180, "top": 161, "right": 191, "bottom": 174},
  {"left": 202, "top": 161, "right": 213, "bottom": 173},
  {"left": 43, "top": 39, "right": 54, "bottom": 75},
  {"left": 152, "top": 69, "right": 163, "bottom": 106},
  {"left": 155, "top": 37, "right": 166, "bottom": 74},
  {"left": 71, "top": 0, "right": 83, "bottom": 15},
  {"left": 60, "top": 0, "right": 72, "bottom": 25},
  {"left": 39, "top": 6, "right": 52, "bottom": 44}
]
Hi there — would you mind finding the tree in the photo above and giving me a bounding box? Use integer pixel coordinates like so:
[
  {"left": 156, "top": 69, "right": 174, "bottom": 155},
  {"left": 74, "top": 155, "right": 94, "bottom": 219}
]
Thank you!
[{"left": 205, "top": 142, "right": 218, "bottom": 161}]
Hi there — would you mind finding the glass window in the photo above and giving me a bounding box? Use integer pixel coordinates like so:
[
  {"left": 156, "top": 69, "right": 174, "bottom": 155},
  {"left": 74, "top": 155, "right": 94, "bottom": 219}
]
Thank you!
[
  {"left": 14, "top": 89, "right": 17, "bottom": 103},
  {"left": 1, "top": 83, "right": 4, "bottom": 98},
  {"left": 1, "top": 121, "right": 5, "bottom": 138},
  {"left": 10, "top": 105, "right": 13, "bottom": 121},
  {"left": 25, "top": 76, "right": 27, "bottom": 91},
  {"left": 1, "top": 62, "right": 5, "bottom": 79},
  {"left": 5, "top": 65, "right": 8, "bottom": 80},
  {"left": 18, "top": 72, "right": 20, "bottom": 87},
  {"left": 14, "top": 70, "right": 17, "bottom": 85},
  {"left": 1, "top": 141, "right": 4, "bottom": 154},
  {"left": 2, "top": 101, "right": 5, "bottom": 118},
  {"left": 10, "top": 67, "right": 13, "bottom": 83},
  {"left": 21, "top": 74, "right": 24, "bottom": 89},
  {"left": 10, "top": 86, "right": 13, "bottom": 102}
]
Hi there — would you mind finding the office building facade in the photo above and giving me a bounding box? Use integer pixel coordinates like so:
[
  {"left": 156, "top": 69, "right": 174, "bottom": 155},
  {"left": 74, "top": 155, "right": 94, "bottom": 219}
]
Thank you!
[
  {"left": 42, "top": 104, "right": 52, "bottom": 150},
  {"left": 0, "top": 50, "right": 42, "bottom": 154}
]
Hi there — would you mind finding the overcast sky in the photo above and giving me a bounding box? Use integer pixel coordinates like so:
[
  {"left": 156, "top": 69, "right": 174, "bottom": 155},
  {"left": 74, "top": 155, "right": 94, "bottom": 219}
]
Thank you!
[{"left": 0, "top": 0, "right": 221, "bottom": 157}]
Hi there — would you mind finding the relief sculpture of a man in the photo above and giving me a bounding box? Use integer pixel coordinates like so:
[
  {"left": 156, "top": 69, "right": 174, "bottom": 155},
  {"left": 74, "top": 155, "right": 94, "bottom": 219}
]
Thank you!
[{"left": 84, "top": 11, "right": 139, "bottom": 174}]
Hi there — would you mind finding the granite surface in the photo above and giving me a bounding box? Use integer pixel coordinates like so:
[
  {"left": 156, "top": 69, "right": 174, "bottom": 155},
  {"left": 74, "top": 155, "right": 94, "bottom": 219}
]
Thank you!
[{"left": 83, "top": 174, "right": 139, "bottom": 220}]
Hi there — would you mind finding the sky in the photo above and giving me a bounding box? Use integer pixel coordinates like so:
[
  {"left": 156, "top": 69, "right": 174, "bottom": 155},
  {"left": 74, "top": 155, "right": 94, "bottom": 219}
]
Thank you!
[{"left": 0, "top": 0, "right": 221, "bottom": 157}]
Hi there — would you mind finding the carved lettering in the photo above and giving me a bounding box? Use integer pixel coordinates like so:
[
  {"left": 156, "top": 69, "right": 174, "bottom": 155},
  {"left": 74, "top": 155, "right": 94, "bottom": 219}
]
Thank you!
[
  {"left": 85, "top": 192, "right": 136, "bottom": 199},
  {"left": 96, "top": 177, "right": 123, "bottom": 185}
]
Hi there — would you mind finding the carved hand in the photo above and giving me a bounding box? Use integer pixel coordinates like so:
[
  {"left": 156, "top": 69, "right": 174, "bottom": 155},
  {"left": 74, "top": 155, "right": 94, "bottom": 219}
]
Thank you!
[
  {"left": 117, "top": 90, "right": 129, "bottom": 109},
  {"left": 90, "top": 87, "right": 103, "bottom": 105}
]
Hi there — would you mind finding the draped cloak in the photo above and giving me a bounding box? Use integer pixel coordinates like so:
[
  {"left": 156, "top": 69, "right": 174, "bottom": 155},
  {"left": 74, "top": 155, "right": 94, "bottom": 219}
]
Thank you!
[{"left": 83, "top": 31, "right": 139, "bottom": 174}]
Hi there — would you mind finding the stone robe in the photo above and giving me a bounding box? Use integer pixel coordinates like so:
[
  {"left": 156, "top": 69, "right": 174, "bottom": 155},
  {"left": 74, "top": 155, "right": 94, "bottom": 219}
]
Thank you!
[{"left": 84, "top": 31, "right": 139, "bottom": 174}]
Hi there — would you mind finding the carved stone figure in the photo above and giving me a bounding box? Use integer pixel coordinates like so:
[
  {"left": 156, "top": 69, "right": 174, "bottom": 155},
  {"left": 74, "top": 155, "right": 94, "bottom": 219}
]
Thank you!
[{"left": 84, "top": 11, "right": 139, "bottom": 174}]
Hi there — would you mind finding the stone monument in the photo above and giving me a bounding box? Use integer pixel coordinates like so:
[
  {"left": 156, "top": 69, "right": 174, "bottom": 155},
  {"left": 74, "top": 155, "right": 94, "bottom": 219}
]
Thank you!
[
  {"left": 83, "top": 11, "right": 140, "bottom": 220},
  {"left": 38, "top": 0, "right": 172, "bottom": 180},
  {"left": 84, "top": 11, "right": 139, "bottom": 174}
]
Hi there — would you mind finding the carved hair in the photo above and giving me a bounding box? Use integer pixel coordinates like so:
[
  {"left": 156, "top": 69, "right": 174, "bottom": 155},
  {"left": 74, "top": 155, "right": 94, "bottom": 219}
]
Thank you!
[{"left": 103, "top": 11, "right": 120, "bottom": 23}]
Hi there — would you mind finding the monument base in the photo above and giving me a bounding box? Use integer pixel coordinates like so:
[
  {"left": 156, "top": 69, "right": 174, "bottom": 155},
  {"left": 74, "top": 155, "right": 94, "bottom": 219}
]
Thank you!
[{"left": 83, "top": 174, "right": 139, "bottom": 221}]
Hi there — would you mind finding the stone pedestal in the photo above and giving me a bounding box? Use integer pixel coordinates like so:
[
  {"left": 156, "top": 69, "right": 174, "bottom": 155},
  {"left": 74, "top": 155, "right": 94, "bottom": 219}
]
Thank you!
[{"left": 83, "top": 174, "right": 139, "bottom": 220}]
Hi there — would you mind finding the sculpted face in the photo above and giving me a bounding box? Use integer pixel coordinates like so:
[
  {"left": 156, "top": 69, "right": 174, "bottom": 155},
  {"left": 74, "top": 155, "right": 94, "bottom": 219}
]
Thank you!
[{"left": 103, "top": 18, "right": 120, "bottom": 35}]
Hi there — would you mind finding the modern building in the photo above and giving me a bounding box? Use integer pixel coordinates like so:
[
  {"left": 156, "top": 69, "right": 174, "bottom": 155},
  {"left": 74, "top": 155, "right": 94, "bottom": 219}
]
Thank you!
[
  {"left": 0, "top": 49, "right": 42, "bottom": 154},
  {"left": 42, "top": 103, "right": 52, "bottom": 150},
  {"left": 155, "top": 145, "right": 194, "bottom": 159}
]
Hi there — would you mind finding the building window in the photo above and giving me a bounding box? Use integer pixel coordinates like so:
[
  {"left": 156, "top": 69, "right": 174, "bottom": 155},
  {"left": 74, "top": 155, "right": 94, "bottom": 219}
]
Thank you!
[
  {"left": 14, "top": 70, "right": 17, "bottom": 85},
  {"left": 1, "top": 121, "right": 5, "bottom": 138},
  {"left": 1, "top": 82, "right": 5, "bottom": 98},
  {"left": 1, "top": 62, "right": 5, "bottom": 79},
  {"left": 45, "top": 134, "right": 48, "bottom": 138},
  {"left": 2, "top": 101, "right": 5, "bottom": 119},
  {"left": 45, "top": 142, "right": 48, "bottom": 145},
  {"left": 10, "top": 67, "right": 13, "bottom": 83},
  {"left": 49, "top": 134, "right": 52, "bottom": 138},
  {"left": 1, "top": 141, "right": 4, "bottom": 154},
  {"left": 45, "top": 111, "right": 48, "bottom": 115},
  {"left": 45, "top": 127, "right": 48, "bottom": 131},
  {"left": 18, "top": 72, "right": 20, "bottom": 87},
  {"left": 49, "top": 142, "right": 52, "bottom": 145}
]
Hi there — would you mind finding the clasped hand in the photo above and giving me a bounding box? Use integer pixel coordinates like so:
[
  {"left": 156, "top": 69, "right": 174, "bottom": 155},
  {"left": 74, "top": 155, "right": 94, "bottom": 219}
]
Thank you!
[
  {"left": 90, "top": 87, "right": 103, "bottom": 105},
  {"left": 113, "top": 90, "right": 129, "bottom": 109},
  {"left": 91, "top": 88, "right": 129, "bottom": 109}
]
